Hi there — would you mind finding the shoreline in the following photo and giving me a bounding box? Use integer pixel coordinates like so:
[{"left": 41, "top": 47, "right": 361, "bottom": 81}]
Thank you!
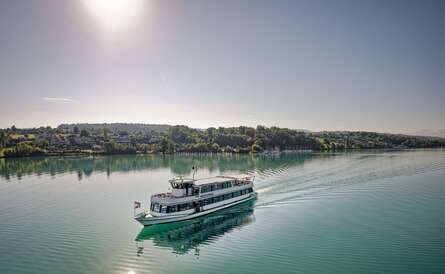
[{"left": 1, "top": 147, "right": 443, "bottom": 159}]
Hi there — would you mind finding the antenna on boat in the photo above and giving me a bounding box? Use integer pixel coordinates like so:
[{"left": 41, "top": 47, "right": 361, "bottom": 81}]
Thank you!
[{"left": 192, "top": 166, "right": 197, "bottom": 180}]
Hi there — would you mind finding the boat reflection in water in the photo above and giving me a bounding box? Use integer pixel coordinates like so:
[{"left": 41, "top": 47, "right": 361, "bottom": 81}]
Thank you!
[{"left": 135, "top": 199, "right": 256, "bottom": 255}]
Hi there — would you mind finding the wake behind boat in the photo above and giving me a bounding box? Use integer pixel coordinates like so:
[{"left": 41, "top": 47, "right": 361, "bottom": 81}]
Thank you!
[{"left": 134, "top": 174, "right": 256, "bottom": 226}]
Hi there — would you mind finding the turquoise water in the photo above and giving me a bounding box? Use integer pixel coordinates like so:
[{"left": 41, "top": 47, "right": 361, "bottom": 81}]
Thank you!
[{"left": 0, "top": 150, "right": 444, "bottom": 273}]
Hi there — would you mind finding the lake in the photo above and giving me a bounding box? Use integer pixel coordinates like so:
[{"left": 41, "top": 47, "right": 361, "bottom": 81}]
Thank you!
[{"left": 1, "top": 150, "right": 444, "bottom": 274}]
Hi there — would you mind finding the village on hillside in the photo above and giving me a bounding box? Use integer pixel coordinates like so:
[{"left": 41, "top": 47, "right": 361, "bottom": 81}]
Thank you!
[{"left": 1, "top": 123, "right": 444, "bottom": 158}]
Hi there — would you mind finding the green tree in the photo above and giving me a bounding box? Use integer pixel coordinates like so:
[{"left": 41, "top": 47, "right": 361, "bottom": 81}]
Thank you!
[
  {"left": 32, "top": 139, "right": 49, "bottom": 149},
  {"left": 0, "top": 131, "right": 5, "bottom": 148},
  {"left": 4, "top": 142, "right": 46, "bottom": 157},
  {"left": 80, "top": 129, "right": 90, "bottom": 137},
  {"left": 160, "top": 138, "right": 169, "bottom": 154},
  {"left": 211, "top": 143, "right": 220, "bottom": 153},
  {"left": 73, "top": 126, "right": 79, "bottom": 134},
  {"left": 103, "top": 128, "right": 109, "bottom": 140}
]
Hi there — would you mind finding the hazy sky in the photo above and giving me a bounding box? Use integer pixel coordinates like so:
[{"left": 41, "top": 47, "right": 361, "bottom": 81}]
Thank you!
[{"left": 0, "top": 0, "right": 444, "bottom": 133}]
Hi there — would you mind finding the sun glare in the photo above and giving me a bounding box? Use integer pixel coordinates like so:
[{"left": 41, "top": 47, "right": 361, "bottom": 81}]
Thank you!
[{"left": 82, "top": 0, "right": 144, "bottom": 32}]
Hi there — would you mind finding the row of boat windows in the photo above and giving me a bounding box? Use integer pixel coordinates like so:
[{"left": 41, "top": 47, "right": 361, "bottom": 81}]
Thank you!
[
  {"left": 201, "top": 188, "right": 253, "bottom": 206},
  {"left": 200, "top": 181, "right": 235, "bottom": 193},
  {"left": 202, "top": 180, "right": 249, "bottom": 193},
  {"left": 151, "top": 187, "right": 253, "bottom": 213},
  {"left": 151, "top": 202, "right": 193, "bottom": 213}
]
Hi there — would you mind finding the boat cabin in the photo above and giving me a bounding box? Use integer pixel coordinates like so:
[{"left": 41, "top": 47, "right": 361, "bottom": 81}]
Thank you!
[{"left": 169, "top": 177, "right": 199, "bottom": 197}]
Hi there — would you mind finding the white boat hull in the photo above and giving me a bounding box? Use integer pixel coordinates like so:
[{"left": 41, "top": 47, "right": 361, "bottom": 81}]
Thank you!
[{"left": 135, "top": 192, "right": 257, "bottom": 226}]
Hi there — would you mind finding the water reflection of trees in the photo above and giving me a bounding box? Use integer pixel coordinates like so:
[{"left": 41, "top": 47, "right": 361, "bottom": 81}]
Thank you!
[
  {"left": 0, "top": 153, "right": 314, "bottom": 180},
  {"left": 135, "top": 199, "right": 256, "bottom": 256}
]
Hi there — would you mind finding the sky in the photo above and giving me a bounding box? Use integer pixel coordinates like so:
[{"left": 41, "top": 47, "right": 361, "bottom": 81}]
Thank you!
[{"left": 0, "top": 0, "right": 444, "bottom": 133}]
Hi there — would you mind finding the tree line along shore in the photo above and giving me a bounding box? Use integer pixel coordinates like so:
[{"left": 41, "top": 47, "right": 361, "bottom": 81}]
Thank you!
[{"left": 0, "top": 123, "right": 444, "bottom": 158}]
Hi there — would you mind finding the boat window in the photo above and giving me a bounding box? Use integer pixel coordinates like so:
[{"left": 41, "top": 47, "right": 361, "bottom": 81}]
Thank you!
[
  {"left": 224, "top": 193, "right": 231, "bottom": 200},
  {"left": 179, "top": 203, "right": 192, "bottom": 211},
  {"left": 169, "top": 205, "right": 177, "bottom": 213},
  {"left": 161, "top": 205, "right": 167, "bottom": 213},
  {"left": 153, "top": 203, "right": 160, "bottom": 212},
  {"left": 201, "top": 185, "right": 212, "bottom": 193},
  {"left": 193, "top": 188, "right": 199, "bottom": 195}
]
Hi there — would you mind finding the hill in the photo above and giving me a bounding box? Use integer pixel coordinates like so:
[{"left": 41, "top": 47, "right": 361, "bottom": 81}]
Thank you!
[
  {"left": 57, "top": 123, "right": 171, "bottom": 134},
  {"left": 1, "top": 124, "right": 444, "bottom": 157}
]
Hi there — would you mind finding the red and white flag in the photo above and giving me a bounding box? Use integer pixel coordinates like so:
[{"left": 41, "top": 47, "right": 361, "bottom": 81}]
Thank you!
[{"left": 134, "top": 201, "right": 141, "bottom": 209}]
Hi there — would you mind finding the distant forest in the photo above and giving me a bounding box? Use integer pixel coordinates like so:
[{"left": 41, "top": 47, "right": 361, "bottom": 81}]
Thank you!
[
  {"left": 58, "top": 123, "right": 171, "bottom": 134},
  {"left": 0, "top": 123, "right": 444, "bottom": 157}
]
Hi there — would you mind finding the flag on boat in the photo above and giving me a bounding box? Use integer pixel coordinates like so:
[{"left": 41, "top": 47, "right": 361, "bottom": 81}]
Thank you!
[{"left": 134, "top": 201, "right": 141, "bottom": 209}]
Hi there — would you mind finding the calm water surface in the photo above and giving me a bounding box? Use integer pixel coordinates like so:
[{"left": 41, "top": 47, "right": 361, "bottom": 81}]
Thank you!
[{"left": 0, "top": 150, "right": 444, "bottom": 274}]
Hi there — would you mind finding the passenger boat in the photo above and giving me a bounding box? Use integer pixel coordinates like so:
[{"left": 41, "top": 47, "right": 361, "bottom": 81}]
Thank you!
[{"left": 134, "top": 175, "right": 257, "bottom": 226}]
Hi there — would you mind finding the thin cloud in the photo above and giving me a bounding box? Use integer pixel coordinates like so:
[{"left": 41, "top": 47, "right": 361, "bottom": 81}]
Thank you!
[{"left": 41, "top": 97, "right": 74, "bottom": 103}]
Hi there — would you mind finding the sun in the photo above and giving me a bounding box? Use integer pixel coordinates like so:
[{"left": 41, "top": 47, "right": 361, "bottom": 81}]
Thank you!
[{"left": 81, "top": 0, "right": 145, "bottom": 32}]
